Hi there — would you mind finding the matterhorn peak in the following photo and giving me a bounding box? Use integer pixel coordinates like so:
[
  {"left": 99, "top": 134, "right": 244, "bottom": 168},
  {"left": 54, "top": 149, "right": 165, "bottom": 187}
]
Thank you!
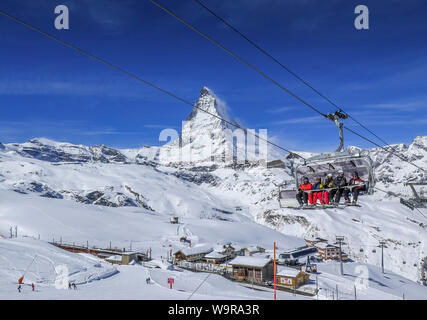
[
  {"left": 185, "top": 87, "right": 235, "bottom": 130},
  {"left": 199, "top": 86, "right": 212, "bottom": 97}
]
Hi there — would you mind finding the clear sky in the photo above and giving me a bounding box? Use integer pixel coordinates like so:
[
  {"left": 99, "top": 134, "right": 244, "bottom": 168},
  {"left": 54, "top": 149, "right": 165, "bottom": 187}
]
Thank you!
[{"left": 0, "top": 0, "right": 426, "bottom": 153}]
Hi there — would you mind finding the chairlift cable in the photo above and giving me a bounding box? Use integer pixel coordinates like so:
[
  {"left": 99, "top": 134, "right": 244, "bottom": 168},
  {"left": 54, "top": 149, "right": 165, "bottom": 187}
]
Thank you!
[
  {"left": 194, "top": 0, "right": 393, "bottom": 149},
  {"left": 151, "top": 0, "right": 426, "bottom": 174},
  {"left": 0, "top": 9, "right": 304, "bottom": 161},
  {"left": 343, "top": 126, "right": 426, "bottom": 173},
  {"left": 150, "top": 0, "right": 328, "bottom": 119}
]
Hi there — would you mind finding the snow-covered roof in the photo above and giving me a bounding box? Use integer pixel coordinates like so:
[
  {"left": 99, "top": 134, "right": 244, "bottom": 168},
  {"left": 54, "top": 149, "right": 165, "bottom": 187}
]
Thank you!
[
  {"left": 305, "top": 237, "right": 326, "bottom": 242},
  {"left": 230, "top": 243, "right": 246, "bottom": 251},
  {"left": 177, "top": 245, "right": 213, "bottom": 256},
  {"left": 106, "top": 255, "right": 122, "bottom": 262},
  {"left": 213, "top": 244, "right": 231, "bottom": 252},
  {"left": 229, "top": 256, "right": 272, "bottom": 267},
  {"left": 246, "top": 245, "right": 263, "bottom": 252},
  {"left": 315, "top": 243, "right": 337, "bottom": 249},
  {"left": 277, "top": 266, "right": 303, "bottom": 278},
  {"left": 204, "top": 251, "right": 226, "bottom": 259}
]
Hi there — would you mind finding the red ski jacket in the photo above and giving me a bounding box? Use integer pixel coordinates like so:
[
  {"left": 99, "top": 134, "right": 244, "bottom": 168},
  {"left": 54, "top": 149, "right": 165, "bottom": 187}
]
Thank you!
[
  {"left": 349, "top": 177, "right": 364, "bottom": 189},
  {"left": 299, "top": 183, "right": 312, "bottom": 191}
]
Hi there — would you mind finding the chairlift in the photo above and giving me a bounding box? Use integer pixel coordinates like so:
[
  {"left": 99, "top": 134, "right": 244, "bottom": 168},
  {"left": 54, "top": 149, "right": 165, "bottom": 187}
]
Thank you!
[
  {"left": 399, "top": 182, "right": 427, "bottom": 210},
  {"left": 279, "top": 110, "right": 375, "bottom": 209}
]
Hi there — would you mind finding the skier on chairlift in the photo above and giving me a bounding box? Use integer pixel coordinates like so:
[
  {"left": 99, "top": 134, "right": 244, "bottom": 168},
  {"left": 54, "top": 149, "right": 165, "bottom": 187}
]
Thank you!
[
  {"left": 322, "top": 173, "right": 334, "bottom": 204},
  {"left": 312, "top": 177, "right": 325, "bottom": 205},
  {"left": 346, "top": 171, "right": 365, "bottom": 204},
  {"left": 296, "top": 177, "right": 313, "bottom": 207},
  {"left": 330, "top": 170, "right": 350, "bottom": 204}
]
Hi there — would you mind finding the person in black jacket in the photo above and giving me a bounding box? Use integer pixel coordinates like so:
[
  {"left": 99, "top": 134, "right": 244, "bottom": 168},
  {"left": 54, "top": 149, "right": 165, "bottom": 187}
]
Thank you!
[{"left": 330, "top": 170, "right": 350, "bottom": 204}]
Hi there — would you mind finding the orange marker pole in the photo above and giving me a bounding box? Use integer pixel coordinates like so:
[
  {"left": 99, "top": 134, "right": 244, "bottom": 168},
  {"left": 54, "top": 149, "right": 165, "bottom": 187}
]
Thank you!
[{"left": 274, "top": 242, "right": 277, "bottom": 300}]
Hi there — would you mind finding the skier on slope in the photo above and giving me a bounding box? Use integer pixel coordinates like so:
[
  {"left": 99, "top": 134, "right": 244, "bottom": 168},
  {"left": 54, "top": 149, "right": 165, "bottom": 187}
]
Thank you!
[
  {"left": 18, "top": 284, "right": 21, "bottom": 293},
  {"left": 31, "top": 283, "right": 35, "bottom": 291}
]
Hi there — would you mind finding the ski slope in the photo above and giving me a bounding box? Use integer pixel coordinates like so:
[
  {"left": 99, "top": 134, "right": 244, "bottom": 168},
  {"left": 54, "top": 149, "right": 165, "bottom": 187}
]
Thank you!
[{"left": 1, "top": 237, "right": 426, "bottom": 300}]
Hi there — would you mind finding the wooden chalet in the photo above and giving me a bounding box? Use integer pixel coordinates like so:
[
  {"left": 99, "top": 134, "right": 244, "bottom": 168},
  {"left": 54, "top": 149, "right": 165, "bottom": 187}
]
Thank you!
[
  {"left": 276, "top": 267, "right": 310, "bottom": 288},
  {"left": 229, "top": 256, "right": 273, "bottom": 284},
  {"left": 204, "top": 251, "right": 227, "bottom": 264},
  {"left": 174, "top": 246, "right": 213, "bottom": 263}
]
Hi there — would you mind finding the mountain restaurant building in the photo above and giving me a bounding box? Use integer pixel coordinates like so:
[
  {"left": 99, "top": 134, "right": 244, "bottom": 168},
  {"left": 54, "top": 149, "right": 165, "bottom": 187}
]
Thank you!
[
  {"left": 173, "top": 246, "right": 213, "bottom": 263},
  {"left": 229, "top": 256, "right": 273, "bottom": 284}
]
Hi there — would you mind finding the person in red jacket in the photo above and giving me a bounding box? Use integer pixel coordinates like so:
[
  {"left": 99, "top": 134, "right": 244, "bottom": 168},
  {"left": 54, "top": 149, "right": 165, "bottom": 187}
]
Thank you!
[
  {"left": 346, "top": 171, "right": 365, "bottom": 204},
  {"left": 296, "top": 177, "right": 313, "bottom": 206}
]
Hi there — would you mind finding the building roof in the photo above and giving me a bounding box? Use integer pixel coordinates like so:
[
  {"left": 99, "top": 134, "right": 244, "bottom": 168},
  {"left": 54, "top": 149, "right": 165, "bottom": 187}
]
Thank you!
[
  {"left": 175, "top": 245, "right": 213, "bottom": 256},
  {"left": 204, "top": 251, "right": 226, "bottom": 259},
  {"left": 229, "top": 256, "right": 272, "bottom": 268},
  {"left": 283, "top": 245, "right": 317, "bottom": 254},
  {"left": 105, "top": 255, "right": 122, "bottom": 262},
  {"left": 305, "top": 237, "right": 327, "bottom": 242},
  {"left": 315, "top": 243, "right": 338, "bottom": 249},
  {"left": 231, "top": 243, "right": 246, "bottom": 251},
  {"left": 213, "top": 243, "right": 234, "bottom": 252},
  {"left": 246, "top": 245, "right": 263, "bottom": 253},
  {"left": 277, "top": 266, "right": 303, "bottom": 278}
]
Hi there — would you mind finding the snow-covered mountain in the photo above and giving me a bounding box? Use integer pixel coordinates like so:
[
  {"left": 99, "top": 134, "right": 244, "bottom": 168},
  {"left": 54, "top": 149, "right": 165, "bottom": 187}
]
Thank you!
[{"left": 0, "top": 87, "right": 426, "bottom": 289}]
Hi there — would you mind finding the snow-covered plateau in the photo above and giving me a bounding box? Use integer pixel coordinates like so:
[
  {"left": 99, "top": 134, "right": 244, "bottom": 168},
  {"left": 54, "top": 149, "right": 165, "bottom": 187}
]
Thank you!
[{"left": 0, "top": 87, "right": 426, "bottom": 299}]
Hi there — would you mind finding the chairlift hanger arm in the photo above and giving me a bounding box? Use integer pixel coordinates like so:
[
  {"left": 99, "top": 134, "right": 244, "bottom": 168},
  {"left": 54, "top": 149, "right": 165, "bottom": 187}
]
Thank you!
[{"left": 327, "top": 110, "right": 348, "bottom": 153}]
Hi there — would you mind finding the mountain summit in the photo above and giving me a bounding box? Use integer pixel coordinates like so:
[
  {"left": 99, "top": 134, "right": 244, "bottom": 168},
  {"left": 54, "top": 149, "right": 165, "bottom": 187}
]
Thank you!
[{"left": 162, "top": 87, "right": 240, "bottom": 165}]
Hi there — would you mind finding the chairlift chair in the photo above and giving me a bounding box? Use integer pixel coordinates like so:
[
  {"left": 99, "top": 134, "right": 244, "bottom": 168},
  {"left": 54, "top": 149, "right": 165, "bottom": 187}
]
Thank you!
[
  {"left": 279, "top": 110, "right": 375, "bottom": 209},
  {"left": 400, "top": 182, "right": 427, "bottom": 210}
]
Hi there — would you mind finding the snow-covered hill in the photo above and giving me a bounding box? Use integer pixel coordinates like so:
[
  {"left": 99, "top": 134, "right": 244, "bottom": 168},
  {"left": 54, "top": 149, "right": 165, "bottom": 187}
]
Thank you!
[{"left": 0, "top": 87, "right": 426, "bottom": 298}]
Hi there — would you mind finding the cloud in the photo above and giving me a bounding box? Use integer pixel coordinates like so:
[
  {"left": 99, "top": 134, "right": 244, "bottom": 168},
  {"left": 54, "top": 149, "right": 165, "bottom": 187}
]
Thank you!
[
  {"left": 267, "top": 106, "right": 296, "bottom": 113},
  {"left": 143, "top": 124, "right": 178, "bottom": 129},
  {"left": 364, "top": 101, "right": 427, "bottom": 112},
  {"left": 75, "top": 0, "right": 138, "bottom": 33},
  {"left": 0, "top": 79, "right": 149, "bottom": 98},
  {"left": 271, "top": 115, "right": 325, "bottom": 125}
]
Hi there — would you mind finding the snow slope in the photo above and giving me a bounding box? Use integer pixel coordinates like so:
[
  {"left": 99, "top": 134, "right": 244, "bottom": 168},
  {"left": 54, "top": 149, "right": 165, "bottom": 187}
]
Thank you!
[
  {"left": 0, "top": 87, "right": 426, "bottom": 299},
  {"left": 1, "top": 237, "right": 425, "bottom": 300}
]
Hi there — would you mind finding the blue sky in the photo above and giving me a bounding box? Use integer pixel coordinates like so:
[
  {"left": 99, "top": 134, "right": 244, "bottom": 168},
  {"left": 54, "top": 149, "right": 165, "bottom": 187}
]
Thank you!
[{"left": 0, "top": 0, "right": 426, "bottom": 153}]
